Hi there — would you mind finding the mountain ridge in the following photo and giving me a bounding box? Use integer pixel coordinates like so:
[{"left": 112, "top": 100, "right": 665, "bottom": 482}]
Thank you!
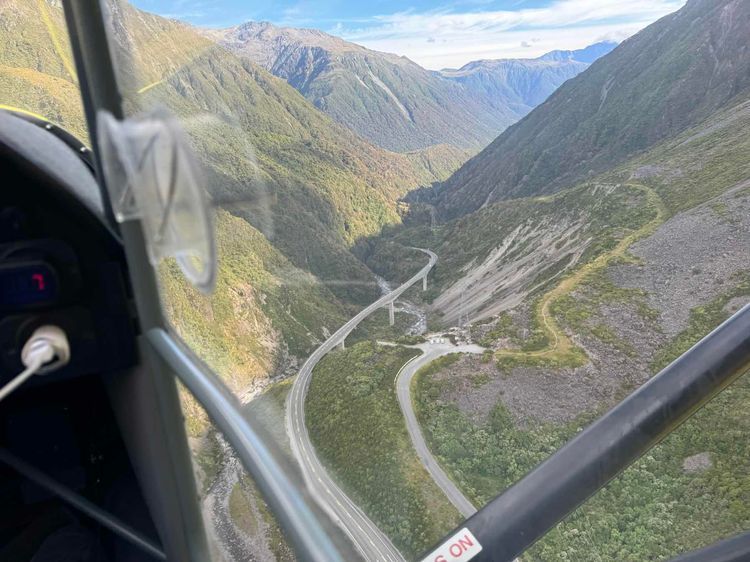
[
  {"left": 210, "top": 22, "right": 614, "bottom": 152},
  {"left": 539, "top": 41, "right": 619, "bottom": 64},
  {"left": 0, "top": 0, "right": 464, "bottom": 387},
  {"left": 434, "top": 0, "right": 750, "bottom": 218}
]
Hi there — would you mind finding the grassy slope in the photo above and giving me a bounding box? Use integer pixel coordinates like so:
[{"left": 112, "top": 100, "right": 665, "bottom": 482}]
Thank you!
[
  {"left": 306, "top": 342, "right": 461, "bottom": 558},
  {"left": 163, "top": 210, "right": 348, "bottom": 384},
  {"left": 489, "top": 94, "right": 750, "bottom": 369},
  {"left": 0, "top": 0, "right": 87, "bottom": 139},
  {"left": 365, "top": 180, "right": 660, "bottom": 307},
  {"left": 619, "top": 97, "right": 750, "bottom": 215},
  {"left": 489, "top": 184, "right": 664, "bottom": 371},
  {"left": 165, "top": 210, "right": 349, "bottom": 435},
  {"left": 367, "top": 91, "right": 750, "bottom": 308}
]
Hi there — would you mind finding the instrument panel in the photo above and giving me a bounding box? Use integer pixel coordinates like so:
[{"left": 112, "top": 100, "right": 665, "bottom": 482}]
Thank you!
[{"left": 0, "top": 124, "right": 137, "bottom": 389}]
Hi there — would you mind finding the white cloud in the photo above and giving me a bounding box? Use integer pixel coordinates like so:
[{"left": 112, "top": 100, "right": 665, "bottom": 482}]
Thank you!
[{"left": 336, "top": 0, "right": 686, "bottom": 69}]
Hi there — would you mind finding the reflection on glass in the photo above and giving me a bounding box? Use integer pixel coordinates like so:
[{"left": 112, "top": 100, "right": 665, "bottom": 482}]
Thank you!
[{"left": 3, "top": 0, "right": 746, "bottom": 559}]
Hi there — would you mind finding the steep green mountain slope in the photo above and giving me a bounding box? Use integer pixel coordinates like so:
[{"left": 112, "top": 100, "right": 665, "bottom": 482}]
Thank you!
[
  {"left": 0, "top": 0, "right": 86, "bottom": 138},
  {"left": 165, "top": 210, "right": 349, "bottom": 435},
  {"left": 435, "top": 0, "right": 750, "bottom": 218},
  {"left": 363, "top": 28, "right": 750, "bottom": 561},
  {"left": 209, "top": 22, "right": 609, "bottom": 153}
]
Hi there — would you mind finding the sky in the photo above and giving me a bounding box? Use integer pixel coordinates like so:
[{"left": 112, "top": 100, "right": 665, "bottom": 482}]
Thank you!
[{"left": 130, "top": 0, "right": 687, "bottom": 69}]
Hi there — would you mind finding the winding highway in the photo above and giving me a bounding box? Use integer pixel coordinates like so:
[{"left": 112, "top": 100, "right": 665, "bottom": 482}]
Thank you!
[
  {"left": 394, "top": 342, "right": 483, "bottom": 519},
  {"left": 285, "top": 248, "right": 437, "bottom": 562}
]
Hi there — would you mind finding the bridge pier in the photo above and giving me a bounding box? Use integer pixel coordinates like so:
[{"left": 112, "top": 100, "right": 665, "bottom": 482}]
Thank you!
[
  {"left": 339, "top": 339, "right": 345, "bottom": 351},
  {"left": 389, "top": 301, "right": 395, "bottom": 326},
  {"left": 423, "top": 275, "right": 428, "bottom": 291}
]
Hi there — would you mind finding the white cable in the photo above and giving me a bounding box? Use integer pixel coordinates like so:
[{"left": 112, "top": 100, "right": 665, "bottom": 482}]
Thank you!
[
  {"left": 0, "top": 325, "right": 70, "bottom": 403},
  {"left": 0, "top": 355, "right": 48, "bottom": 402}
]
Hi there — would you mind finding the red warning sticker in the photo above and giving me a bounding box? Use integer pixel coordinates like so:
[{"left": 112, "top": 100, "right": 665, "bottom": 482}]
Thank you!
[{"left": 421, "top": 528, "right": 483, "bottom": 562}]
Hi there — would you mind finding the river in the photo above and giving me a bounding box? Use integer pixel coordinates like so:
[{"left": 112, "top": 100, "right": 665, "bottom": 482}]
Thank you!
[{"left": 375, "top": 275, "right": 427, "bottom": 335}]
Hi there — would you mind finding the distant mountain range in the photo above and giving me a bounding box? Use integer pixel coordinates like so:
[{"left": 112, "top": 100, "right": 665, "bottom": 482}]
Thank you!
[
  {"left": 438, "top": 54, "right": 592, "bottom": 119},
  {"left": 538, "top": 42, "right": 620, "bottom": 64},
  {"left": 209, "top": 22, "right": 615, "bottom": 152}
]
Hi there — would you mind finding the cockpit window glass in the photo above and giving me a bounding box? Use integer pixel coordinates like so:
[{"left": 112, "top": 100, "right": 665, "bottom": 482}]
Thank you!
[{"left": 10, "top": 0, "right": 744, "bottom": 559}]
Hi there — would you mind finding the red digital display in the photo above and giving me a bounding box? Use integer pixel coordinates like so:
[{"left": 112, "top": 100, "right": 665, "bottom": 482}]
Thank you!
[
  {"left": 32, "top": 273, "right": 46, "bottom": 291},
  {"left": 0, "top": 262, "right": 58, "bottom": 309}
]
